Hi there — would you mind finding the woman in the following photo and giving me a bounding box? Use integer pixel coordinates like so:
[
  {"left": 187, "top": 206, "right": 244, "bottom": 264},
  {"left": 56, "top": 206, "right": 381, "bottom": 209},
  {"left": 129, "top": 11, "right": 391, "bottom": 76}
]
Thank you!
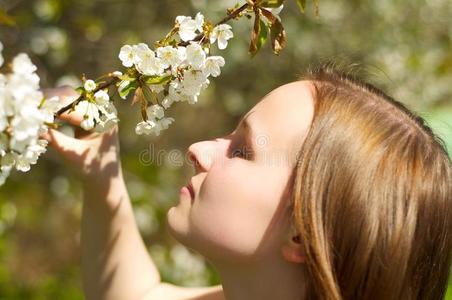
[{"left": 44, "top": 64, "right": 452, "bottom": 300}]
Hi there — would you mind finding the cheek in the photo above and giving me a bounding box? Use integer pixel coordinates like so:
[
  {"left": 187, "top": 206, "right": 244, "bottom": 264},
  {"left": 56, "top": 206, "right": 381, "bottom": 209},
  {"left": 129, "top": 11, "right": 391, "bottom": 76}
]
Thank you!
[{"left": 188, "top": 160, "right": 289, "bottom": 260}]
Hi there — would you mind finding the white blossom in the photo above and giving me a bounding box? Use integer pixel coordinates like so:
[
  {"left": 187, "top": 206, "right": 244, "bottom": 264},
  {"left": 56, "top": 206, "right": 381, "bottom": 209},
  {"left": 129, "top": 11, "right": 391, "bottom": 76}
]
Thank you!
[
  {"left": 176, "top": 13, "right": 204, "bottom": 42},
  {"left": 210, "top": 24, "right": 234, "bottom": 50},
  {"left": 161, "top": 97, "right": 174, "bottom": 109},
  {"left": 158, "top": 117, "right": 175, "bottom": 131},
  {"left": 147, "top": 104, "right": 164, "bottom": 119},
  {"left": 186, "top": 43, "right": 206, "bottom": 70},
  {"left": 119, "top": 45, "right": 136, "bottom": 68},
  {"left": 95, "top": 102, "right": 119, "bottom": 133},
  {"left": 80, "top": 118, "right": 95, "bottom": 131},
  {"left": 94, "top": 89, "right": 110, "bottom": 106},
  {"left": 0, "top": 51, "right": 60, "bottom": 185},
  {"left": 84, "top": 79, "right": 96, "bottom": 92},
  {"left": 135, "top": 120, "right": 158, "bottom": 135},
  {"left": 134, "top": 44, "right": 164, "bottom": 76},
  {"left": 75, "top": 100, "right": 100, "bottom": 131},
  {"left": 40, "top": 96, "right": 61, "bottom": 124},
  {"left": 203, "top": 56, "right": 225, "bottom": 77},
  {"left": 181, "top": 70, "right": 208, "bottom": 97},
  {"left": 156, "top": 46, "right": 185, "bottom": 69},
  {"left": 12, "top": 53, "right": 38, "bottom": 75},
  {"left": 194, "top": 13, "right": 205, "bottom": 32}
]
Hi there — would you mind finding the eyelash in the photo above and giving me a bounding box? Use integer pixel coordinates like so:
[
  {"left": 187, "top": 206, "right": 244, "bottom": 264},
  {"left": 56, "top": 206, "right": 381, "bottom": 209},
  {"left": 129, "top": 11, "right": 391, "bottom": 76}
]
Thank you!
[{"left": 231, "top": 140, "right": 253, "bottom": 160}]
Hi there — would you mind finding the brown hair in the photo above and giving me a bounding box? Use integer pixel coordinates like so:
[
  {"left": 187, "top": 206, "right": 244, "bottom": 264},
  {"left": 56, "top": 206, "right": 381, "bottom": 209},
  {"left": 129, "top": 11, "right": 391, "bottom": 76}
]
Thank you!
[{"left": 292, "top": 62, "right": 452, "bottom": 299}]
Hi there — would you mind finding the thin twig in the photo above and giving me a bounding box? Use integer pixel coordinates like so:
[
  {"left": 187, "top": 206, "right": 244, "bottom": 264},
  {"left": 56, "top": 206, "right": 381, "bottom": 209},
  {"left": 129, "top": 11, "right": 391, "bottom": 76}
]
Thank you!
[
  {"left": 55, "top": 76, "right": 120, "bottom": 116},
  {"left": 179, "top": 3, "right": 250, "bottom": 46}
]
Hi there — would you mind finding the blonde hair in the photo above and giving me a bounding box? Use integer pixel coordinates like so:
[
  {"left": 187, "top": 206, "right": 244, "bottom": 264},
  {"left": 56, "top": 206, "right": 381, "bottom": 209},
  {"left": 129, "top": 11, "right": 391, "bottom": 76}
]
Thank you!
[{"left": 292, "top": 63, "right": 452, "bottom": 299}]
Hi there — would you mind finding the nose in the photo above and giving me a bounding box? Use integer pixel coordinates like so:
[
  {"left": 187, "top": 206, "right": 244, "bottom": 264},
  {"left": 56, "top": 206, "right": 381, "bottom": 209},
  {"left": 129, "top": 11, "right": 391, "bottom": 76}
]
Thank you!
[{"left": 187, "top": 139, "right": 221, "bottom": 173}]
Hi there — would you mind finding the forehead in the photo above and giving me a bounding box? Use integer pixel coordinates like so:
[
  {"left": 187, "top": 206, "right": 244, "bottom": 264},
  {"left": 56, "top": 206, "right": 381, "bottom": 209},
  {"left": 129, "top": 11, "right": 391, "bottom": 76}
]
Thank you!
[{"left": 248, "top": 80, "right": 315, "bottom": 163}]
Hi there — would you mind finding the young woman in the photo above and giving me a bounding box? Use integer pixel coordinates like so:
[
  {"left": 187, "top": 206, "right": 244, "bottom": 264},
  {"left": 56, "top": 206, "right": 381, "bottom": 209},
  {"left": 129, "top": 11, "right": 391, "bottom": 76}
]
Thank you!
[{"left": 44, "top": 64, "right": 452, "bottom": 300}]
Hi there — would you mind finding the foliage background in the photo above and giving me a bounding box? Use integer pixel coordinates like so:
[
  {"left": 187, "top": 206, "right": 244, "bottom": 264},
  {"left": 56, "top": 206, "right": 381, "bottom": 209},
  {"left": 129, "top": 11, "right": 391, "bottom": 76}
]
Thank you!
[{"left": 0, "top": 0, "right": 451, "bottom": 298}]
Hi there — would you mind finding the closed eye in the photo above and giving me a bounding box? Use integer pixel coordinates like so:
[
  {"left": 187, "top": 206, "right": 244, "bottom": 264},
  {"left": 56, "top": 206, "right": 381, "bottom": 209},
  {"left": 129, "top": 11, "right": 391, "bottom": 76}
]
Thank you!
[{"left": 229, "top": 138, "right": 254, "bottom": 160}]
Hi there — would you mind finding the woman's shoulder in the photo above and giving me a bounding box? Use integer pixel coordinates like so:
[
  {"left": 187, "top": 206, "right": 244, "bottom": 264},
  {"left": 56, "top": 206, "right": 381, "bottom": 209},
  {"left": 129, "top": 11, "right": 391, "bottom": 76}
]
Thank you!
[{"left": 143, "top": 282, "right": 224, "bottom": 300}]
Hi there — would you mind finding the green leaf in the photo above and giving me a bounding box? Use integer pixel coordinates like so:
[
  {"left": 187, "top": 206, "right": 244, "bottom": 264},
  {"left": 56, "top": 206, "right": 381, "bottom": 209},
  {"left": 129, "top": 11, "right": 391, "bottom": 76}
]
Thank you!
[
  {"left": 144, "top": 75, "right": 172, "bottom": 85},
  {"left": 261, "top": 0, "right": 285, "bottom": 8},
  {"left": 118, "top": 80, "right": 138, "bottom": 99},
  {"left": 295, "top": 0, "right": 306, "bottom": 14},
  {"left": 256, "top": 19, "right": 269, "bottom": 53},
  {"left": 75, "top": 87, "right": 85, "bottom": 94}
]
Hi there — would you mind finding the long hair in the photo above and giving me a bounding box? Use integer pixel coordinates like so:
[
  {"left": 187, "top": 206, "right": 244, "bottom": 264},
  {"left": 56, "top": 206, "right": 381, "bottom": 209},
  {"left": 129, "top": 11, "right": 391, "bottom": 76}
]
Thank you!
[{"left": 292, "top": 62, "right": 452, "bottom": 299}]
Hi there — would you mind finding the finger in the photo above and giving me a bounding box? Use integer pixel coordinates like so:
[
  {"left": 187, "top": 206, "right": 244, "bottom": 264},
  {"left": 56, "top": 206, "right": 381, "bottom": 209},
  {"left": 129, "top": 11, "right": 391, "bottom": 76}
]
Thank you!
[
  {"left": 39, "top": 130, "right": 51, "bottom": 142},
  {"left": 43, "top": 86, "right": 86, "bottom": 127},
  {"left": 42, "top": 86, "right": 79, "bottom": 103},
  {"left": 48, "top": 128, "right": 85, "bottom": 155},
  {"left": 58, "top": 108, "right": 85, "bottom": 128},
  {"left": 74, "top": 126, "right": 100, "bottom": 139}
]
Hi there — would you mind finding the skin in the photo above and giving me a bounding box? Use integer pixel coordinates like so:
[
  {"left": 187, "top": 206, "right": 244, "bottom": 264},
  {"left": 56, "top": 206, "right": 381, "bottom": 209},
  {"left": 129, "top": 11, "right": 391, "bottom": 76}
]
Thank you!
[{"left": 44, "top": 80, "right": 315, "bottom": 300}]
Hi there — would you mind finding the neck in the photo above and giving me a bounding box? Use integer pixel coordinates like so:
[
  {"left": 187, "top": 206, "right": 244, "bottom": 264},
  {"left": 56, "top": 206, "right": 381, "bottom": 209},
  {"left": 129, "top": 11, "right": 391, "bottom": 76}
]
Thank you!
[{"left": 211, "top": 253, "right": 307, "bottom": 300}]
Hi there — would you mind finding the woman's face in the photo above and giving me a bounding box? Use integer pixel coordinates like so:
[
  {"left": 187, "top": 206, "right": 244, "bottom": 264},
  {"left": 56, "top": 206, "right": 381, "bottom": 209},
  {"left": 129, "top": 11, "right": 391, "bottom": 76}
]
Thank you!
[{"left": 166, "top": 80, "right": 315, "bottom": 263}]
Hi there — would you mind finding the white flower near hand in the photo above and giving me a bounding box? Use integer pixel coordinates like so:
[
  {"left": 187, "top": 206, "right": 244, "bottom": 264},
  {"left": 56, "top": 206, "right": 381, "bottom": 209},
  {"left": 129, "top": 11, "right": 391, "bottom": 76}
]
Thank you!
[
  {"left": 75, "top": 100, "right": 100, "bottom": 130},
  {"left": 0, "top": 41, "right": 3, "bottom": 68},
  {"left": 95, "top": 102, "right": 119, "bottom": 133},
  {"left": 0, "top": 51, "right": 61, "bottom": 185},
  {"left": 39, "top": 96, "right": 61, "bottom": 124},
  {"left": 80, "top": 118, "right": 95, "bottom": 131},
  {"left": 210, "top": 24, "right": 233, "bottom": 50},
  {"left": 134, "top": 44, "right": 164, "bottom": 76},
  {"left": 176, "top": 13, "right": 204, "bottom": 42},
  {"left": 84, "top": 79, "right": 97, "bottom": 92},
  {"left": 147, "top": 104, "right": 164, "bottom": 119},
  {"left": 94, "top": 89, "right": 109, "bottom": 106},
  {"left": 203, "top": 56, "right": 225, "bottom": 77},
  {"left": 156, "top": 46, "right": 185, "bottom": 69},
  {"left": 186, "top": 43, "right": 206, "bottom": 70},
  {"left": 119, "top": 45, "right": 136, "bottom": 68}
]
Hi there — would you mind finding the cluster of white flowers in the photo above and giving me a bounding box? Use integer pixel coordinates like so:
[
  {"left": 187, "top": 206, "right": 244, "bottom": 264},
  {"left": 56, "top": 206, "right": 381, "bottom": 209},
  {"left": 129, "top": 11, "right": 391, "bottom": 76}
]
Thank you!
[
  {"left": 73, "top": 79, "right": 119, "bottom": 132},
  {"left": 117, "top": 12, "right": 233, "bottom": 136},
  {"left": 0, "top": 42, "right": 61, "bottom": 185}
]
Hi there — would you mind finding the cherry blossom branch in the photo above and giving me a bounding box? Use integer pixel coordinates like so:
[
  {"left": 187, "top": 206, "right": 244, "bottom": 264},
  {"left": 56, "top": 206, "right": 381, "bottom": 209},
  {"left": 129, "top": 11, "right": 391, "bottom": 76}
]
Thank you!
[{"left": 55, "top": 75, "right": 120, "bottom": 116}]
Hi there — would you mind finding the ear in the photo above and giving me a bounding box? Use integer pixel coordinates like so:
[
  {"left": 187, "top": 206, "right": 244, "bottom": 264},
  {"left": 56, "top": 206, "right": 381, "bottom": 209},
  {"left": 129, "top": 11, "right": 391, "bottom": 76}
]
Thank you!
[{"left": 281, "top": 234, "right": 307, "bottom": 264}]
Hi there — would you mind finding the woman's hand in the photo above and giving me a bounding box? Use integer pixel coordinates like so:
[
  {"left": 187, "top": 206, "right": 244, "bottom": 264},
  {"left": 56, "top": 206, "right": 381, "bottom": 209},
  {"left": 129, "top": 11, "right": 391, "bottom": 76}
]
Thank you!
[{"left": 42, "top": 86, "right": 122, "bottom": 188}]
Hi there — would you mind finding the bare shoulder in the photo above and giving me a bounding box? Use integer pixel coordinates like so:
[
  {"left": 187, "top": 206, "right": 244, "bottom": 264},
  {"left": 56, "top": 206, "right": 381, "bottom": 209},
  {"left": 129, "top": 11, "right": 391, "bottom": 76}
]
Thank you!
[{"left": 143, "top": 282, "right": 225, "bottom": 300}]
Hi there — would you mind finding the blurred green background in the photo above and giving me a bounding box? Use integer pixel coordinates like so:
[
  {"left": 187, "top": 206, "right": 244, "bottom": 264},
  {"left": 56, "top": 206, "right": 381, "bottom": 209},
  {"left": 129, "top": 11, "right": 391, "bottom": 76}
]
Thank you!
[{"left": 0, "top": 0, "right": 451, "bottom": 299}]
